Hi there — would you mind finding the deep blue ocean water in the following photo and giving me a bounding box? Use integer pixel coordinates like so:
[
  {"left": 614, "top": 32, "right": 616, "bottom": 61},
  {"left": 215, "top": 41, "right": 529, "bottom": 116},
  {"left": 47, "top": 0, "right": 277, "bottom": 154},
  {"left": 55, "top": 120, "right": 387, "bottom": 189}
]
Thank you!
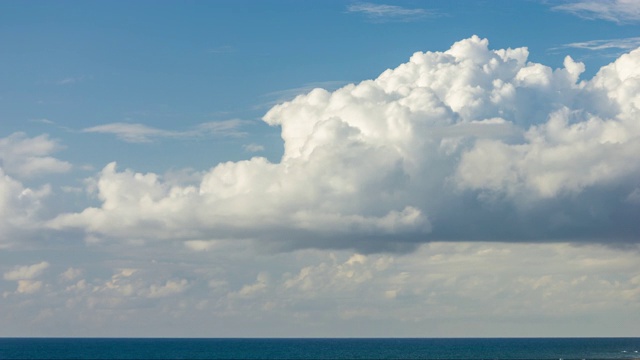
[{"left": 0, "top": 338, "right": 639, "bottom": 359}]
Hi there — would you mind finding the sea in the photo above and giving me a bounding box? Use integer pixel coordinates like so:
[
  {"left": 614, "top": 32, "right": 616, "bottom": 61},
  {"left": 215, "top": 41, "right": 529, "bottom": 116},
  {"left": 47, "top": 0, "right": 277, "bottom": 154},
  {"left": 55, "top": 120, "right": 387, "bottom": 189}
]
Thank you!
[{"left": 0, "top": 338, "right": 639, "bottom": 359}]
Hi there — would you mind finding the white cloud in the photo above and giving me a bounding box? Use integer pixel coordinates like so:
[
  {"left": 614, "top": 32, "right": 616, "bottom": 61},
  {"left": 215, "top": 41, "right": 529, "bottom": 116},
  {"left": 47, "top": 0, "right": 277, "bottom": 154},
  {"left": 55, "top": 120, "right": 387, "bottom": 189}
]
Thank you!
[
  {"left": 0, "top": 132, "right": 72, "bottom": 178},
  {"left": 0, "top": 170, "right": 51, "bottom": 246},
  {"left": 59, "top": 267, "right": 83, "bottom": 282},
  {"left": 82, "top": 119, "right": 251, "bottom": 143},
  {"left": 347, "top": 2, "right": 436, "bottom": 22},
  {"left": 195, "top": 119, "right": 250, "bottom": 137},
  {"left": 50, "top": 36, "right": 640, "bottom": 250},
  {"left": 146, "top": 279, "right": 189, "bottom": 298},
  {"left": 559, "top": 37, "right": 640, "bottom": 51},
  {"left": 3, "top": 261, "right": 50, "bottom": 281},
  {"left": 261, "top": 81, "right": 351, "bottom": 107},
  {"left": 243, "top": 143, "right": 265, "bottom": 153},
  {"left": 82, "top": 123, "right": 171, "bottom": 143},
  {"left": 552, "top": 0, "right": 640, "bottom": 23},
  {"left": 230, "top": 273, "right": 268, "bottom": 299},
  {"left": 15, "top": 280, "right": 43, "bottom": 294}
]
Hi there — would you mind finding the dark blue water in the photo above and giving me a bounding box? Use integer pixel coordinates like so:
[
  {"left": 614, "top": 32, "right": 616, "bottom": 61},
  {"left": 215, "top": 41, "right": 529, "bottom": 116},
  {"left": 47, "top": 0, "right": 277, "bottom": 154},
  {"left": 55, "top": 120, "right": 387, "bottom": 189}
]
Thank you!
[{"left": 0, "top": 338, "right": 639, "bottom": 359}]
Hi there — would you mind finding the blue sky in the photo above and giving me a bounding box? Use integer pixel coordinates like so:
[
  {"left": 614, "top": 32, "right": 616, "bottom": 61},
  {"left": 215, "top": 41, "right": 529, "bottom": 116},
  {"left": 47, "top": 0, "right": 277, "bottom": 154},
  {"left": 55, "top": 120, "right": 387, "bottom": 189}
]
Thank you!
[{"left": 1, "top": 0, "right": 639, "bottom": 337}]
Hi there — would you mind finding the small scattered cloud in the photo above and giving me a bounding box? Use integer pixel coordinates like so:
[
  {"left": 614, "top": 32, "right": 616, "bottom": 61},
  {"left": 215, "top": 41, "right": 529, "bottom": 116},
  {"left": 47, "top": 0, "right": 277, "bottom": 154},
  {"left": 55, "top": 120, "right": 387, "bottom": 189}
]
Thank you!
[
  {"left": 347, "top": 2, "right": 437, "bottom": 22},
  {"left": 552, "top": 0, "right": 640, "bottom": 23},
  {"left": 0, "top": 168, "right": 51, "bottom": 247},
  {"left": 59, "top": 267, "right": 83, "bottom": 282},
  {"left": 14, "top": 280, "right": 43, "bottom": 294},
  {"left": 82, "top": 119, "right": 252, "bottom": 143},
  {"left": 243, "top": 143, "right": 265, "bottom": 153},
  {"left": 0, "top": 132, "right": 72, "bottom": 178},
  {"left": 146, "top": 279, "right": 189, "bottom": 298},
  {"left": 4, "top": 262, "right": 50, "bottom": 281}
]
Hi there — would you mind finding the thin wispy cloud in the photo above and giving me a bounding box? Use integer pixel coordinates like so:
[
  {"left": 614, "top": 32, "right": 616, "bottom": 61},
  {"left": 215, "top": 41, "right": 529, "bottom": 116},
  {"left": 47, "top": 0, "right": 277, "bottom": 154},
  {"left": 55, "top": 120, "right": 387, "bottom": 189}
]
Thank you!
[
  {"left": 259, "top": 81, "right": 350, "bottom": 108},
  {"left": 82, "top": 120, "right": 251, "bottom": 143},
  {"left": 29, "top": 118, "right": 55, "bottom": 125},
  {"left": 82, "top": 123, "right": 172, "bottom": 143},
  {"left": 57, "top": 75, "right": 91, "bottom": 85},
  {"left": 552, "top": 0, "right": 640, "bottom": 23},
  {"left": 195, "top": 119, "right": 250, "bottom": 137},
  {"left": 347, "top": 2, "right": 436, "bottom": 22},
  {"left": 557, "top": 36, "right": 640, "bottom": 51}
]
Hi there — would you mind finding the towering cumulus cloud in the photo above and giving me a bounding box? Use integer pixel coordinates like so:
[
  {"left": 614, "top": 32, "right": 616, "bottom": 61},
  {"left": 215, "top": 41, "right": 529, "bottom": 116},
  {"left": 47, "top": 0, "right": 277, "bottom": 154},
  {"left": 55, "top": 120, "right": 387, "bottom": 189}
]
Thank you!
[{"left": 50, "top": 36, "right": 640, "bottom": 251}]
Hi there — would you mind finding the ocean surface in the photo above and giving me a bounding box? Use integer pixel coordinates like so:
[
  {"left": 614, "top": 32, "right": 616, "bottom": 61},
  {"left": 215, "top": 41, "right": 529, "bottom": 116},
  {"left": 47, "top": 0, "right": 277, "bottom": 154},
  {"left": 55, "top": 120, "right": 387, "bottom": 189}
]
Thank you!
[{"left": 0, "top": 338, "right": 639, "bottom": 359}]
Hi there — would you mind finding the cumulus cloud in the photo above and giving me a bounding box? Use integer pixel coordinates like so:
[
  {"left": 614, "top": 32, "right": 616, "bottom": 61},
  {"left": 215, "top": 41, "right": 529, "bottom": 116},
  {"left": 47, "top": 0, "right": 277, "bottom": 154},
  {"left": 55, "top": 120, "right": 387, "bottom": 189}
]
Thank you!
[
  {"left": 0, "top": 132, "right": 72, "bottom": 178},
  {"left": 552, "top": 0, "right": 640, "bottom": 23},
  {"left": 0, "top": 134, "right": 58, "bottom": 243},
  {"left": 82, "top": 119, "right": 251, "bottom": 143},
  {"left": 3, "top": 261, "right": 50, "bottom": 281},
  {"left": 147, "top": 279, "right": 189, "bottom": 298},
  {"left": 0, "top": 169, "right": 51, "bottom": 246},
  {"left": 50, "top": 36, "right": 640, "bottom": 251},
  {"left": 3, "top": 262, "right": 49, "bottom": 296},
  {"left": 59, "top": 267, "right": 83, "bottom": 282}
]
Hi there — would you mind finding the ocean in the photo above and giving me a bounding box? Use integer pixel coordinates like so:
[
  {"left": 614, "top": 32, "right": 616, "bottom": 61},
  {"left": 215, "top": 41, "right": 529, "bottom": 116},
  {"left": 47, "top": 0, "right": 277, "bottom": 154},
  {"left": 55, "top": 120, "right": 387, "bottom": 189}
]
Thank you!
[{"left": 0, "top": 338, "right": 639, "bottom": 359}]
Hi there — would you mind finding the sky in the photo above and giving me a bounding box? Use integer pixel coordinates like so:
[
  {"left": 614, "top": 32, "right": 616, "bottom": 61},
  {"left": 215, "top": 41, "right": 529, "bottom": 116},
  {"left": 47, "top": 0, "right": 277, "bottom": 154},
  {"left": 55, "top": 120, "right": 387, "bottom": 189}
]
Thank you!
[{"left": 1, "top": 0, "right": 640, "bottom": 337}]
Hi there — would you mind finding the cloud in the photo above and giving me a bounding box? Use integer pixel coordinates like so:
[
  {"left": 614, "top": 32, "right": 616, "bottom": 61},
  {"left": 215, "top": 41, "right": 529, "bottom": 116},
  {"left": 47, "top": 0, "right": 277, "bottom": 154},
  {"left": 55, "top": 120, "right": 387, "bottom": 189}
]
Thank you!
[
  {"left": 243, "top": 143, "right": 265, "bottom": 153},
  {"left": 3, "top": 261, "right": 50, "bottom": 281},
  {"left": 347, "top": 2, "right": 436, "bottom": 22},
  {"left": 57, "top": 75, "right": 91, "bottom": 85},
  {"left": 194, "top": 119, "right": 250, "bottom": 137},
  {"left": 14, "top": 280, "right": 44, "bottom": 294},
  {"left": 0, "top": 132, "right": 72, "bottom": 178},
  {"left": 262, "top": 81, "right": 351, "bottom": 106},
  {"left": 0, "top": 134, "right": 61, "bottom": 246},
  {"left": 30, "top": 118, "right": 55, "bottom": 125},
  {"left": 82, "top": 123, "right": 172, "bottom": 143},
  {"left": 82, "top": 120, "right": 251, "bottom": 143},
  {"left": 559, "top": 37, "right": 640, "bottom": 51},
  {"left": 552, "top": 0, "right": 640, "bottom": 23},
  {"left": 146, "top": 279, "right": 189, "bottom": 298},
  {"left": 0, "top": 168, "right": 51, "bottom": 246},
  {"left": 60, "top": 267, "right": 83, "bottom": 282},
  {"left": 50, "top": 36, "right": 640, "bottom": 252},
  {"left": 4, "top": 242, "right": 637, "bottom": 336}
]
